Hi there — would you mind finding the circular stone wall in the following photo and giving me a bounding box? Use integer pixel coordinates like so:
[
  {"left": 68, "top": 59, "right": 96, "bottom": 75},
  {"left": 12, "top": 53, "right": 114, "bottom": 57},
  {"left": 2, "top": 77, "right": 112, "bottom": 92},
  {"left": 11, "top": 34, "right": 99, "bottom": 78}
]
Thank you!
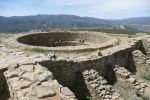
[
  {"left": 17, "top": 32, "right": 108, "bottom": 47},
  {"left": 13, "top": 31, "right": 119, "bottom": 52}
]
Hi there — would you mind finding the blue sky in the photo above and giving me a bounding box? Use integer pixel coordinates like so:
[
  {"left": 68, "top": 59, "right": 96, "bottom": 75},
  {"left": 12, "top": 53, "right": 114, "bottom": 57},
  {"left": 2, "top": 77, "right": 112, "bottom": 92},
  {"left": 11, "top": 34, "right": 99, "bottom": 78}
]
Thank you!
[{"left": 0, "top": 0, "right": 150, "bottom": 19}]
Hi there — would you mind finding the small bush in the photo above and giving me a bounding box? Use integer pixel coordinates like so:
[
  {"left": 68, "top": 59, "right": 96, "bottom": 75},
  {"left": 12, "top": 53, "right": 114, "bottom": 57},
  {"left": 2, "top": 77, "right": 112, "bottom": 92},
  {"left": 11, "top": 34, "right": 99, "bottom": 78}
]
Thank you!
[
  {"left": 128, "top": 35, "right": 132, "bottom": 38},
  {"left": 142, "top": 95, "right": 149, "bottom": 100},
  {"left": 141, "top": 71, "right": 150, "bottom": 80},
  {"left": 31, "top": 48, "right": 45, "bottom": 53}
]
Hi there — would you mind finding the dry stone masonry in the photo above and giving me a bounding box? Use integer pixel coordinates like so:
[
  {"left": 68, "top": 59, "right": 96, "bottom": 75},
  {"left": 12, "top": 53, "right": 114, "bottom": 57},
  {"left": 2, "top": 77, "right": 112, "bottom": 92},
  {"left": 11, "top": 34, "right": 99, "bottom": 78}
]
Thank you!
[
  {"left": 81, "top": 69, "right": 123, "bottom": 100},
  {"left": 0, "top": 45, "right": 76, "bottom": 100},
  {"left": 0, "top": 32, "right": 150, "bottom": 100},
  {"left": 114, "top": 65, "right": 148, "bottom": 96},
  {"left": 4, "top": 57, "right": 76, "bottom": 100}
]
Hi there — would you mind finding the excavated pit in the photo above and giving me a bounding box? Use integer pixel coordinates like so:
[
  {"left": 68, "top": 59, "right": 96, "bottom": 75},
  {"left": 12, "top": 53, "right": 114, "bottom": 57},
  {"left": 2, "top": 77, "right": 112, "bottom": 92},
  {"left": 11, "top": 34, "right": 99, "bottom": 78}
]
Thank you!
[
  {"left": 17, "top": 32, "right": 108, "bottom": 47},
  {"left": 15, "top": 32, "right": 119, "bottom": 52}
]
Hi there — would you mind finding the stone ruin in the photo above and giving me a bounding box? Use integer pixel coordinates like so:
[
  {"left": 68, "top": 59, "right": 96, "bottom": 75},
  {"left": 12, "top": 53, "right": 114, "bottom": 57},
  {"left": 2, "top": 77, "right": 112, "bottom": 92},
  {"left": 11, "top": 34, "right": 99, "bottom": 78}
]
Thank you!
[
  {"left": 0, "top": 31, "right": 150, "bottom": 100},
  {"left": 12, "top": 31, "right": 119, "bottom": 52}
]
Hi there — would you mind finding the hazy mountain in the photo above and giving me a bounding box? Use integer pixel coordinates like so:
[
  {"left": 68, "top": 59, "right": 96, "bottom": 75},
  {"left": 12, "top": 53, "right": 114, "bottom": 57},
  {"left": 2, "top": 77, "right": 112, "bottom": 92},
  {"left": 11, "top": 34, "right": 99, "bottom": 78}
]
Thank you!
[
  {"left": 116, "top": 17, "right": 150, "bottom": 25},
  {"left": 0, "top": 14, "right": 113, "bottom": 33},
  {"left": 0, "top": 14, "right": 149, "bottom": 33},
  {"left": 115, "top": 17, "right": 150, "bottom": 32}
]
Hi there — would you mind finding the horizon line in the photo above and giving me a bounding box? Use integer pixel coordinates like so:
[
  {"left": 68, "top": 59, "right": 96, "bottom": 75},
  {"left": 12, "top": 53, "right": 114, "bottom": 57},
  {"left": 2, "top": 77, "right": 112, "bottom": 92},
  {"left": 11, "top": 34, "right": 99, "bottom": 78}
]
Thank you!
[{"left": 0, "top": 14, "right": 150, "bottom": 20}]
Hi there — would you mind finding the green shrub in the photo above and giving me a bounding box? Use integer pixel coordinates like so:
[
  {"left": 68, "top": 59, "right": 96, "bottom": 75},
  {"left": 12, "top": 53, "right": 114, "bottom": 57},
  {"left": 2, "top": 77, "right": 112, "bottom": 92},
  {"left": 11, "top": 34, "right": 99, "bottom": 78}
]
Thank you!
[
  {"left": 141, "top": 71, "right": 150, "bottom": 80},
  {"left": 128, "top": 35, "right": 132, "bottom": 38},
  {"left": 142, "top": 95, "right": 149, "bottom": 100}
]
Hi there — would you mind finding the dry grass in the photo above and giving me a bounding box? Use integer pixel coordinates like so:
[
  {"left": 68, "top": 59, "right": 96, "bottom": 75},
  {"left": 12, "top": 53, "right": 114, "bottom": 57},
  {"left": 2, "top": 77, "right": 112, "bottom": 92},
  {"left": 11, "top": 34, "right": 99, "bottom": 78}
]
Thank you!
[{"left": 0, "top": 34, "right": 14, "bottom": 39}]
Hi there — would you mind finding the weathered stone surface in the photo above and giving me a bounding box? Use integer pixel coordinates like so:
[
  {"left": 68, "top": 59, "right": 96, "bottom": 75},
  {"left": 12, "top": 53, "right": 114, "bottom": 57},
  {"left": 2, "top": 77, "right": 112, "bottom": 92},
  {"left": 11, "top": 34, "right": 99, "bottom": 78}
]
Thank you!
[
  {"left": 61, "top": 87, "right": 74, "bottom": 96},
  {"left": 33, "top": 85, "right": 56, "bottom": 99},
  {"left": 114, "top": 66, "right": 130, "bottom": 79},
  {"left": 42, "top": 81, "right": 54, "bottom": 87},
  {"left": 19, "top": 79, "right": 32, "bottom": 89},
  {"left": 132, "top": 50, "right": 147, "bottom": 64},
  {"left": 127, "top": 77, "right": 136, "bottom": 84},
  {"left": 20, "top": 65, "right": 34, "bottom": 72},
  {"left": 21, "top": 72, "right": 36, "bottom": 82},
  {"left": 2, "top": 34, "right": 150, "bottom": 100},
  {"left": 34, "top": 65, "right": 48, "bottom": 74},
  {"left": 80, "top": 69, "right": 122, "bottom": 100},
  {"left": 8, "top": 63, "right": 19, "bottom": 69},
  {"left": 5, "top": 70, "right": 19, "bottom": 78},
  {"left": 45, "top": 94, "right": 62, "bottom": 100},
  {"left": 114, "top": 64, "right": 148, "bottom": 96}
]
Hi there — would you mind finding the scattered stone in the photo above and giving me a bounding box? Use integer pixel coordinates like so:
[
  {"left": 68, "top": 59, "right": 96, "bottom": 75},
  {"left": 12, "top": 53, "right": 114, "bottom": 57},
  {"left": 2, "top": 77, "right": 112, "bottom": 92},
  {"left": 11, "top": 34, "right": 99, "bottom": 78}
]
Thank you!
[
  {"left": 81, "top": 69, "right": 122, "bottom": 100},
  {"left": 132, "top": 50, "right": 147, "bottom": 64},
  {"left": 97, "top": 49, "right": 102, "bottom": 56},
  {"left": 114, "top": 66, "right": 130, "bottom": 79},
  {"left": 127, "top": 77, "right": 136, "bottom": 84},
  {"left": 48, "top": 53, "right": 57, "bottom": 60}
]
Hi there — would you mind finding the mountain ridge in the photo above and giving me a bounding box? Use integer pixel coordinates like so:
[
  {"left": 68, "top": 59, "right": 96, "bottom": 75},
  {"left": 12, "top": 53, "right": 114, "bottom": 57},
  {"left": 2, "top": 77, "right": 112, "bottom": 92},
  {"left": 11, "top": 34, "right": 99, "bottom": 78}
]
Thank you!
[{"left": 0, "top": 14, "right": 149, "bottom": 33}]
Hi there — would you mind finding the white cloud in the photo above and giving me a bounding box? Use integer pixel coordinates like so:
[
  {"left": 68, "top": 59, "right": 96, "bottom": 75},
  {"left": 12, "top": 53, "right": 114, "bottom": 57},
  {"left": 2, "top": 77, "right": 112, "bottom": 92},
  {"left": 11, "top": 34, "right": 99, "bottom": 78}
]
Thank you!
[
  {"left": 1, "top": 0, "right": 150, "bottom": 18},
  {"left": 44, "top": 0, "right": 150, "bottom": 18},
  {"left": 45, "top": 0, "right": 149, "bottom": 7},
  {"left": 94, "top": 0, "right": 149, "bottom": 13}
]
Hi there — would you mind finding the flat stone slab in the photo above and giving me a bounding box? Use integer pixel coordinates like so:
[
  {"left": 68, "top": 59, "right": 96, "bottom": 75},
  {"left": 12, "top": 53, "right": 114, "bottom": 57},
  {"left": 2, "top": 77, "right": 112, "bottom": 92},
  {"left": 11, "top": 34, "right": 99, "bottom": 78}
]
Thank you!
[
  {"left": 33, "top": 85, "right": 56, "bottom": 99},
  {"left": 20, "top": 65, "right": 34, "bottom": 72},
  {"left": 21, "top": 72, "right": 36, "bottom": 82}
]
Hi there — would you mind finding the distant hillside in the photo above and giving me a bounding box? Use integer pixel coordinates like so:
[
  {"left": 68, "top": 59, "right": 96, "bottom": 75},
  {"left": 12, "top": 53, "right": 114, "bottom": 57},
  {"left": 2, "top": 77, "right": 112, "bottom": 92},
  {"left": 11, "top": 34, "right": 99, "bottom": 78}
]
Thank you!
[
  {"left": 115, "top": 17, "right": 150, "bottom": 32},
  {"left": 0, "top": 15, "right": 150, "bottom": 34},
  {"left": 72, "top": 25, "right": 144, "bottom": 35},
  {"left": 116, "top": 17, "right": 150, "bottom": 25},
  {"left": 0, "top": 14, "right": 113, "bottom": 33}
]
